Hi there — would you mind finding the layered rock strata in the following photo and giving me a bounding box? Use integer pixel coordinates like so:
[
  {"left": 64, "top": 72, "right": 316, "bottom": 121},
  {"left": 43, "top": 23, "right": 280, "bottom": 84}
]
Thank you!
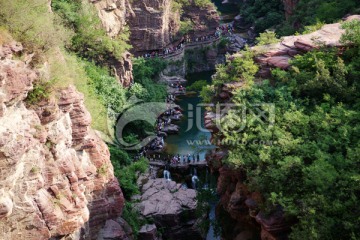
[{"left": 0, "top": 42, "right": 126, "bottom": 239}]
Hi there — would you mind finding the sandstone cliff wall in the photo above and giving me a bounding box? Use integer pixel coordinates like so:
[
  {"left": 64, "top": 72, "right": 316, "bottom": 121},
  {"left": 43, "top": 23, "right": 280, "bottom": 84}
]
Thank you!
[{"left": 0, "top": 42, "right": 127, "bottom": 240}]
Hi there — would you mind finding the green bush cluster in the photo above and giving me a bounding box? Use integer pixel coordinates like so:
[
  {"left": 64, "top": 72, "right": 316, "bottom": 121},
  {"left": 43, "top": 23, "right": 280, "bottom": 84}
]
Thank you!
[
  {"left": 211, "top": 50, "right": 258, "bottom": 87},
  {"left": 255, "top": 31, "right": 280, "bottom": 45},
  {"left": 187, "top": 80, "right": 208, "bottom": 92},
  {"left": 84, "top": 61, "right": 128, "bottom": 113},
  {"left": 132, "top": 57, "right": 167, "bottom": 102},
  {"left": 206, "top": 20, "right": 360, "bottom": 239},
  {"left": 110, "top": 149, "right": 148, "bottom": 198},
  {"left": 51, "top": 0, "right": 130, "bottom": 63},
  {"left": 26, "top": 79, "right": 56, "bottom": 105},
  {"left": 122, "top": 202, "right": 147, "bottom": 236},
  {"left": 238, "top": 0, "right": 285, "bottom": 34}
]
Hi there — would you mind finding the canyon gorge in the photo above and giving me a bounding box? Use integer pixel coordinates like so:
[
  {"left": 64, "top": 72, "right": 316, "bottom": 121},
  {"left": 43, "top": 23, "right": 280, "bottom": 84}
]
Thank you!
[{"left": 1, "top": 0, "right": 360, "bottom": 240}]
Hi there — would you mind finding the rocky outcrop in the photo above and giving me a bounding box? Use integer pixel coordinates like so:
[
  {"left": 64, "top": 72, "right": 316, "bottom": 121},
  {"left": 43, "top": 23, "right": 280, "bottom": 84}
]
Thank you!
[
  {"left": 126, "top": 0, "right": 219, "bottom": 54},
  {"left": 0, "top": 42, "right": 126, "bottom": 239},
  {"left": 205, "top": 151, "right": 261, "bottom": 239},
  {"left": 91, "top": 0, "right": 133, "bottom": 87},
  {"left": 137, "top": 178, "right": 202, "bottom": 240},
  {"left": 181, "top": 2, "right": 220, "bottom": 40},
  {"left": 252, "top": 15, "right": 360, "bottom": 78},
  {"left": 127, "top": 0, "right": 180, "bottom": 53},
  {"left": 91, "top": 0, "right": 132, "bottom": 37},
  {"left": 110, "top": 52, "right": 133, "bottom": 87}
]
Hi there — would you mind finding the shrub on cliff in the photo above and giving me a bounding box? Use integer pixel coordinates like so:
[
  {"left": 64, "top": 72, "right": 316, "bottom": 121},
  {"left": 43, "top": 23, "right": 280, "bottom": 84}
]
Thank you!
[
  {"left": 52, "top": 0, "right": 130, "bottom": 63},
  {"left": 211, "top": 50, "right": 258, "bottom": 86},
  {"left": 255, "top": 31, "right": 280, "bottom": 45}
]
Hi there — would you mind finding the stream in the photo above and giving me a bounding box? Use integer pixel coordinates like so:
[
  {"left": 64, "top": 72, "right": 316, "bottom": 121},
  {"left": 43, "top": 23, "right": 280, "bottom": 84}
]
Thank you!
[
  {"left": 164, "top": 71, "right": 215, "bottom": 160},
  {"left": 163, "top": 71, "right": 220, "bottom": 240}
]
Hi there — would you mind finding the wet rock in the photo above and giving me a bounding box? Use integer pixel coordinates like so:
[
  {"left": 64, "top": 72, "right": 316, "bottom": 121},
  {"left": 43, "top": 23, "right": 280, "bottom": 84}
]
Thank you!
[
  {"left": 162, "top": 124, "right": 180, "bottom": 134},
  {"left": 256, "top": 207, "right": 294, "bottom": 240}
]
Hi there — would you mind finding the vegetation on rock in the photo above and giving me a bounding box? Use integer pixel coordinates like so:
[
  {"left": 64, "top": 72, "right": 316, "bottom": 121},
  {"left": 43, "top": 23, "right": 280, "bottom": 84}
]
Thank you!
[{"left": 205, "top": 20, "right": 360, "bottom": 239}]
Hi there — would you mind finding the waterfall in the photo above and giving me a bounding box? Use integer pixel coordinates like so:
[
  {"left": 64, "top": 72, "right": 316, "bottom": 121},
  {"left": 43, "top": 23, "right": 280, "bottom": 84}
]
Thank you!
[
  {"left": 163, "top": 170, "right": 171, "bottom": 181},
  {"left": 192, "top": 175, "right": 199, "bottom": 189}
]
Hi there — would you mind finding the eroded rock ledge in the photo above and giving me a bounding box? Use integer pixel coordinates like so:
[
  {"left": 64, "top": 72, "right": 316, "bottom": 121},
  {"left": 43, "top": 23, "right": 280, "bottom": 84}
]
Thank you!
[{"left": 252, "top": 15, "right": 360, "bottom": 78}]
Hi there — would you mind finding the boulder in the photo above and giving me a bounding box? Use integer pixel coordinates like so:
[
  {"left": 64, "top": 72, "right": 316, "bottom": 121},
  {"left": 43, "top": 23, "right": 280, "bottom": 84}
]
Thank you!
[
  {"left": 138, "top": 224, "right": 158, "bottom": 240},
  {"left": 138, "top": 178, "right": 202, "bottom": 240}
]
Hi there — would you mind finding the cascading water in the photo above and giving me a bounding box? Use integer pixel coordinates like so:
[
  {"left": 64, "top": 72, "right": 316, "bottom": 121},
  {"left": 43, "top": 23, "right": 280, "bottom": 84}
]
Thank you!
[{"left": 163, "top": 169, "right": 171, "bottom": 180}]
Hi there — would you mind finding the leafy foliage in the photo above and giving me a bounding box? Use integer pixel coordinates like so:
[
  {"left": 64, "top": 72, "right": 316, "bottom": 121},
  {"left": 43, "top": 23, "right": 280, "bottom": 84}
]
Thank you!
[
  {"left": 84, "top": 61, "right": 128, "bottom": 113},
  {"left": 0, "top": 0, "right": 71, "bottom": 52},
  {"left": 122, "top": 202, "right": 147, "bottom": 236},
  {"left": 52, "top": 0, "right": 130, "bottom": 63},
  {"left": 256, "top": 31, "right": 279, "bottom": 45},
  {"left": 112, "top": 156, "right": 149, "bottom": 199},
  {"left": 132, "top": 57, "right": 167, "bottom": 102},
  {"left": 239, "top": 0, "right": 285, "bottom": 33},
  {"left": 206, "top": 23, "right": 360, "bottom": 239},
  {"left": 211, "top": 51, "right": 258, "bottom": 86},
  {"left": 187, "top": 80, "right": 208, "bottom": 92},
  {"left": 179, "top": 19, "right": 194, "bottom": 35},
  {"left": 26, "top": 79, "right": 56, "bottom": 105}
]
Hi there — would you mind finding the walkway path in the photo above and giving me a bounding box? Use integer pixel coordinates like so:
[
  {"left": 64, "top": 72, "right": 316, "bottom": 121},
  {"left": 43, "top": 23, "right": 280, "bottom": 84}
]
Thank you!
[{"left": 149, "top": 160, "right": 207, "bottom": 168}]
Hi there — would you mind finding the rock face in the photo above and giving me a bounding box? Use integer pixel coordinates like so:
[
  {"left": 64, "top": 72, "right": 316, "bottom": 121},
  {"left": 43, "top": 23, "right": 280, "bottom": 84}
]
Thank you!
[
  {"left": 138, "top": 224, "right": 159, "bottom": 240},
  {"left": 91, "top": 0, "right": 133, "bottom": 87},
  {"left": 0, "top": 42, "right": 126, "bottom": 239},
  {"left": 253, "top": 15, "right": 360, "bottom": 78},
  {"left": 181, "top": 2, "right": 220, "bottom": 40},
  {"left": 138, "top": 178, "right": 202, "bottom": 240},
  {"left": 127, "top": 0, "right": 180, "bottom": 53}
]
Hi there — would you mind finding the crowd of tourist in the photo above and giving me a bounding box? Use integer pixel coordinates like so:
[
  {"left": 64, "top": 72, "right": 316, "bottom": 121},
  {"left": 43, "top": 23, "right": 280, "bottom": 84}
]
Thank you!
[
  {"left": 215, "top": 23, "right": 234, "bottom": 37},
  {"left": 135, "top": 89, "right": 184, "bottom": 159},
  {"left": 142, "top": 23, "right": 235, "bottom": 59},
  {"left": 148, "top": 153, "right": 202, "bottom": 165}
]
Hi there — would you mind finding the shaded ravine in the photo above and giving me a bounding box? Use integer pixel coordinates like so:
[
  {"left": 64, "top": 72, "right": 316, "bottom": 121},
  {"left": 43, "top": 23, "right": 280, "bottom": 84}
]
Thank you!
[{"left": 163, "top": 71, "right": 220, "bottom": 240}]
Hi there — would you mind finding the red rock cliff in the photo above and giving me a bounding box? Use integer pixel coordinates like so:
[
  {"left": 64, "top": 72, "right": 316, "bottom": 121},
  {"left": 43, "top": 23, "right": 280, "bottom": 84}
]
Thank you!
[{"left": 0, "top": 42, "right": 126, "bottom": 239}]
